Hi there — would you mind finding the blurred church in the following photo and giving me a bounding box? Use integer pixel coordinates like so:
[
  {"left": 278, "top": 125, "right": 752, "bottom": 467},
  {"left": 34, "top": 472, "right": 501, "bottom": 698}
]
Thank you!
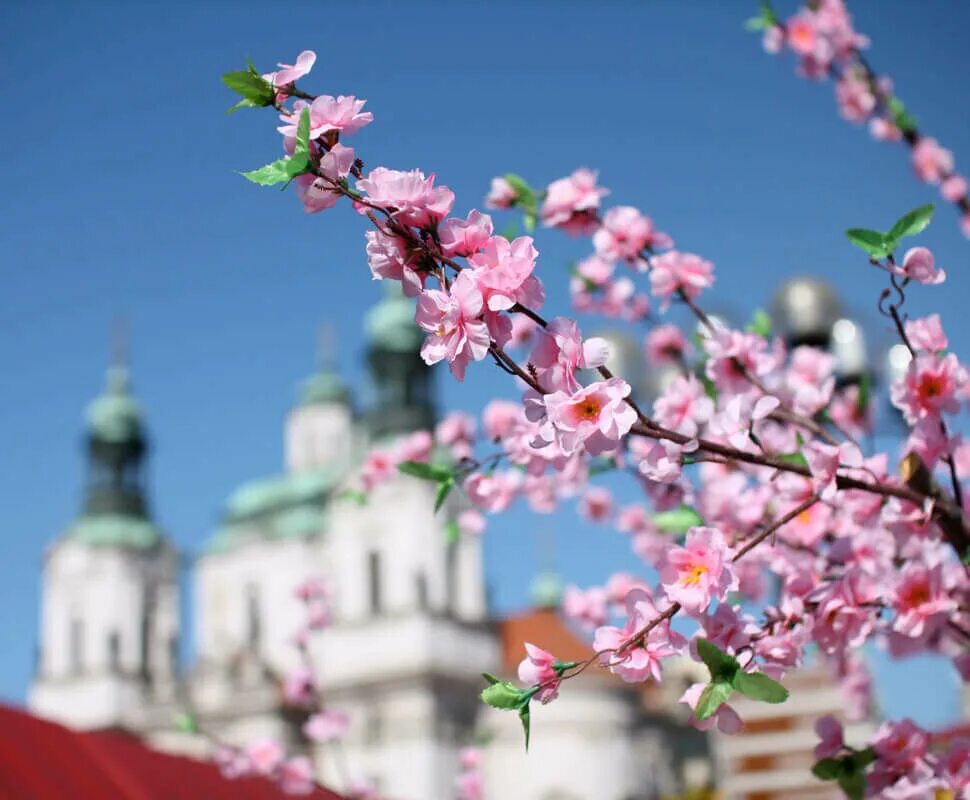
[{"left": 26, "top": 286, "right": 716, "bottom": 800}]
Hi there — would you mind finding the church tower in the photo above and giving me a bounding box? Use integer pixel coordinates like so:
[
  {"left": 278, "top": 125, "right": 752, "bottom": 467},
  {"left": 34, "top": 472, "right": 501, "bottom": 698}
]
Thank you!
[{"left": 30, "top": 360, "right": 180, "bottom": 730}]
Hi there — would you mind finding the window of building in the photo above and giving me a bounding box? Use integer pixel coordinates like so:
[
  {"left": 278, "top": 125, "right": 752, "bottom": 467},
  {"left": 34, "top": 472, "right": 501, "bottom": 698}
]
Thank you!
[
  {"left": 368, "top": 551, "right": 383, "bottom": 615},
  {"left": 415, "top": 571, "right": 428, "bottom": 612},
  {"left": 69, "top": 616, "right": 84, "bottom": 676},
  {"left": 108, "top": 631, "right": 121, "bottom": 673},
  {"left": 245, "top": 584, "right": 261, "bottom": 650}
]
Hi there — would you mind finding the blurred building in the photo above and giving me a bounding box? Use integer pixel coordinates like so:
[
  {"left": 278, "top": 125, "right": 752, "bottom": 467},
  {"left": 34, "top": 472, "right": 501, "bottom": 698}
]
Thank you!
[{"left": 28, "top": 286, "right": 708, "bottom": 800}]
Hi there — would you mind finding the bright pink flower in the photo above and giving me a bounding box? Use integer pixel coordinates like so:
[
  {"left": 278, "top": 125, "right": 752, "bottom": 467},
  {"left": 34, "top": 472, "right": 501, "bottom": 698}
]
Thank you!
[
  {"left": 814, "top": 715, "right": 844, "bottom": 759},
  {"left": 786, "top": 15, "right": 818, "bottom": 55},
  {"left": 835, "top": 72, "right": 875, "bottom": 122},
  {"left": 482, "top": 399, "right": 521, "bottom": 440},
  {"left": 645, "top": 324, "right": 689, "bottom": 366},
  {"left": 703, "top": 326, "right": 777, "bottom": 395},
  {"left": 869, "top": 116, "right": 902, "bottom": 142},
  {"left": 702, "top": 603, "right": 758, "bottom": 654},
  {"left": 912, "top": 137, "right": 954, "bottom": 184},
  {"left": 562, "top": 584, "right": 608, "bottom": 629},
  {"left": 897, "top": 246, "right": 946, "bottom": 285},
  {"left": 438, "top": 210, "right": 493, "bottom": 257},
  {"left": 890, "top": 353, "right": 967, "bottom": 425},
  {"left": 538, "top": 378, "right": 638, "bottom": 456},
  {"left": 435, "top": 411, "right": 476, "bottom": 459},
  {"left": 246, "top": 738, "right": 285, "bottom": 776},
  {"left": 295, "top": 577, "right": 329, "bottom": 603},
  {"left": 905, "top": 314, "right": 948, "bottom": 353},
  {"left": 680, "top": 681, "right": 742, "bottom": 734},
  {"left": 303, "top": 709, "right": 350, "bottom": 743},
  {"left": 485, "top": 176, "right": 517, "bottom": 209},
  {"left": 463, "top": 471, "right": 518, "bottom": 513},
  {"left": 892, "top": 564, "right": 955, "bottom": 637},
  {"left": 530, "top": 316, "right": 610, "bottom": 393},
  {"left": 517, "top": 642, "right": 561, "bottom": 703},
  {"left": 278, "top": 756, "right": 315, "bottom": 795},
  {"left": 649, "top": 251, "right": 715, "bottom": 310},
  {"left": 803, "top": 441, "right": 863, "bottom": 501},
  {"left": 468, "top": 235, "right": 543, "bottom": 311},
  {"left": 540, "top": 168, "right": 608, "bottom": 235},
  {"left": 458, "top": 508, "right": 486, "bottom": 536},
  {"left": 305, "top": 599, "right": 331, "bottom": 630},
  {"left": 809, "top": 572, "right": 879, "bottom": 654},
  {"left": 707, "top": 394, "right": 779, "bottom": 451},
  {"left": 872, "top": 718, "right": 929, "bottom": 772},
  {"left": 579, "top": 486, "right": 614, "bottom": 522},
  {"left": 282, "top": 665, "right": 315, "bottom": 706},
  {"left": 593, "top": 206, "right": 672, "bottom": 267},
  {"left": 660, "top": 526, "right": 738, "bottom": 615},
  {"left": 416, "top": 271, "right": 490, "bottom": 380},
  {"left": 266, "top": 50, "right": 316, "bottom": 89},
  {"left": 295, "top": 143, "right": 356, "bottom": 214},
  {"left": 638, "top": 440, "right": 685, "bottom": 484},
  {"left": 365, "top": 228, "right": 425, "bottom": 295},
  {"left": 358, "top": 167, "right": 454, "bottom": 228},
  {"left": 394, "top": 429, "right": 434, "bottom": 463},
  {"left": 593, "top": 588, "right": 685, "bottom": 683},
  {"left": 942, "top": 174, "right": 968, "bottom": 203},
  {"left": 653, "top": 375, "right": 714, "bottom": 438},
  {"left": 279, "top": 95, "right": 373, "bottom": 142}
]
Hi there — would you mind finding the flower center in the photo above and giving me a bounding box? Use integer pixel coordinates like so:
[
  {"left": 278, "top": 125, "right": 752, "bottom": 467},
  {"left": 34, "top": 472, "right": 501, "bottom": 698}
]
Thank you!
[
  {"left": 682, "top": 565, "right": 708, "bottom": 586},
  {"left": 902, "top": 583, "right": 931, "bottom": 608},
  {"left": 571, "top": 397, "right": 602, "bottom": 422},
  {"left": 918, "top": 374, "right": 944, "bottom": 400}
]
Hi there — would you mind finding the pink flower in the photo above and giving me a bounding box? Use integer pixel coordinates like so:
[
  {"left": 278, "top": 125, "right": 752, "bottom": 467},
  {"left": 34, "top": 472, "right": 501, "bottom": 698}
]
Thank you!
[
  {"left": 679, "top": 681, "right": 742, "bottom": 734},
  {"left": 295, "top": 143, "right": 356, "bottom": 214},
  {"left": 278, "top": 756, "right": 315, "bottom": 795},
  {"left": 303, "top": 709, "right": 350, "bottom": 742},
  {"left": 416, "top": 271, "right": 490, "bottom": 380},
  {"left": 660, "top": 526, "right": 738, "bottom": 615},
  {"left": 638, "top": 440, "right": 685, "bottom": 484},
  {"left": 455, "top": 769, "right": 484, "bottom": 800},
  {"left": 870, "top": 117, "right": 902, "bottom": 142},
  {"left": 814, "top": 715, "right": 844, "bottom": 759},
  {"left": 435, "top": 411, "right": 476, "bottom": 459},
  {"left": 562, "top": 585, "right": 608, "bottom": 629},
  {"left": 835, "top": 72, "right": 875, "bottom": 123},
  {"left": 482, "top": 399, "right": 521, "bottom": 440},
  {"left": 649, "top": 251, "right": 715, "bottom": 309},
  {"left": 279, "top": 96, "right": 373, "bottom": 142},
  {"left": 809, "top": 572, "right": 879, "bottom": 654},
  {"left": 538, "top": 378, "right": 637, "bottom": 456},
  {"left": 365, "top": 227, "right": 425, "bottom": 295},
  {"left": 702, "top": 603, "right": 758, "bottom": 654},
  {"left": 645, "top": 324, "right": 689, "bottom": 366},
  {"left": 540, "top": 168, "right": 608, "bottom": 235},
  {"left": 463, "top": 471, "right": 518, "bottom": 513},
  {"left": 458, "top": 508, "right": 486, "bottom": 536},
  {"left": 912, "top": 137, "right": 954, "bottom": 184},
  {"left": 517, "top": 643, "right": 561, "bottom": 703},
  {"left": 803, "top": 441, "right": 863, "bottom": 501},
  {"left": 593, "top": 588, "right": 685, "bottom": 683},
  {"left": 892, "top": 564, "right": 955, "bottom": 637},
  {"left": 707, "top": 394, "right": 779, "bottom": 451},
  {"left": 214, "top": 746, "right": 251, "bottom": 779},
  {"left": 438, "top": 210, "right": 493, "bottom": 257},
  {"left": 897, "top": 246, "right": 946, "bottom": 285},
  {"left": 358, "top": 167, "right": 454, "bottom": 228},
  {"left": 890, "top": 353, "right": 967, "bottom": 425},
  {"left": 786, "top": 15, "right": 818, "bottom": 56},
  {"left": 579, "top": 486, "right": 613, "bottom": 522},
  {"left": 282, "top": 665, "right": 315, "bottom": 706},
  {"left": 468, "top": 235, "right": 544, "bottom": 312},
  {"left": 295, "top": 577, "right": 329, "bottom": 602},
  {"left": 530, "top": 316, "right": 610, "bottom": 393},
  {"left": 872, "top": 719, "right": 929, "bottom": 772},
  {"left": 653, "top": 375, "right": 713, "bottom": 438},
  {"left": 593, "top": 206, "right": 672, "bottom": 267},
  {"left": 906, "top": 314, "right": 948, "bottom": 354},
  {"left": 485, "top": 176, "right": 517, "bottom": 209},
  {"left": 942, "top": 175, "right": 968, "bottom": 203},
  {"left": 245, "top": 738, "right": 285, "bottom": 776},
  {"left": 266, "top": 50, "right": 316, "bottom": 89}
]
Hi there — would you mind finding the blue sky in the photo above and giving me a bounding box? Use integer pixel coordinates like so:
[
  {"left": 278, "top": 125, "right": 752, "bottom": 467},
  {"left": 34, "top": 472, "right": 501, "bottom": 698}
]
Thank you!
[{"left": 2, "top": 1, "right": 969, "bottom": 727}]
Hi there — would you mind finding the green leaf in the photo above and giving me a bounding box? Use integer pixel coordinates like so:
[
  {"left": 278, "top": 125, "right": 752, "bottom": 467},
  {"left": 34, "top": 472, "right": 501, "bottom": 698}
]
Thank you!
[
  {"left": 746, "top": 308, "right": 772, "bottom": 339},
  {"left": 745, "top": 15, "right": 769, "bottom": 30},
  {"left": 837, "top": 770, "right": 866, "bottom": 800},
  {"left": 444, "top": 519, "right": 460, "bottom": 545},
  {"left": 845, "top": 228, "right": 891, "bottom": 258},
  {"left": 241, "top": 158, "right": 292, "bottom": 186},
  {"left": 653, "top": 506, "right": 703, "bottom": 535},
  {"left": 856, "top": 372, "right": 871, "bottom": 416},
  {"left": 481, "top": 680, "right": 524, "bottom": 710},
  {"left": 173, "top": 712, "right": 198, "bottom": 734},
  {"left": 695, "top": 679, "right": 734, "bottom": 722},
  {"left": 226, "top": 97, "right": 260, "bottom": 114},
  {"left": 732, "top": 670, "right": 789, "bottom": 703},
  {"left": 481, "top": 672, "right": 501, "bottom": 685},
  {"left": 397, "top": 461, "right": 452, "bottom": 482},
  {"left": 776, "top": 450, "right": 808, "bottom": 468},
  {"left": 286, "top": 107, "right": 312, "bottom": 177},
  {"left": 811, "top": 758, "right": 842, "bottom": 780},
  {"left": 518, "top": 704, "right": 531, "bottom": 751},
  {"left": 338, "top": 489, "right": 369, "bottom": 506},
  {"left": 849, "top": 747, "right": 876, "bottom": 770},
  {"left": 434, "top": 479, "right": 454, "bottom": 513},
  {"left": 503, "top": 173, "right": 532, "bottom": 199},
  {"left": 888, "top": 204, "right": 934, "bottom": 241},
  {"left": 552, "top": 660, "right": 581, "bottom": 675},
  {"left": 696, "top": 640, "right": 739, "bottom": 682},
  {"left": 221, "top": 66, "right": 275, "bottom": 107}
]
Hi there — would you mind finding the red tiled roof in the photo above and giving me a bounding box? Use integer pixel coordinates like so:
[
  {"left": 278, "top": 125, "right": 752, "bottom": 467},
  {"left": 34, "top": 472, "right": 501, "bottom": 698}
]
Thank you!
[
  {"left": 498, "top": 607, "right": 596, "bottom": 675},
  {"left": 0, "top": 704, "right": 342, "bottom": 799}
]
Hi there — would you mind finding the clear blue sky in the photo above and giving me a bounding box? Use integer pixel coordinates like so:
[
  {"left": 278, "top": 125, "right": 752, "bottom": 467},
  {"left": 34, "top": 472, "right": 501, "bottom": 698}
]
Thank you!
[{"left": 2, "top": 1, "right": 969, "bottom": 727}]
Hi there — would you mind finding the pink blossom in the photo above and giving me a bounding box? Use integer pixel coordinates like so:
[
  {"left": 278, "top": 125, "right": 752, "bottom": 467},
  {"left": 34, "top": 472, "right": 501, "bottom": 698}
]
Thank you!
[
  {"left": 435, "top": 411, "right": 477, "bottom": 460},
  {"left": 680, "top": 681, "right": 743, "bottom": 734},
  {"left": 890, "top": 353, "right": 967, "bottom": 425},
  {"left": 358, "top": 167, "right": 454, "bottom": 228},
  {"left": 265, "top": 50, "right": 316, "bottom": 89},
  {"left": 905, "top": 314, "right": 948, "bottom": 354},
  {"left": 295, "top": 143, "right": 356, "bottom": 214},
  {"left": 653, "top": 375, "right": 714, "bottom": 438},
  {"left": 912, "top": 137, "right": 954, "bottom": 184},
  {"left": 303, "top": 709, "right": 350, "bottom": 742},
  {"left": 638, "top": 440, "right": 685, "bottom": 484},
  {"left": 295, "top": 577, "right": 329, "bottom": 603},
  {"left": 530, "top": 316, "right": 610, "bottom": 393},
  {"left": 897, "top": 246, "right": 946, "bottom": 285},
  {"left": 872, "top": 718, "right": 929, "bottom": 772},
  {"left": 517, "top": 642, "right": 561, "bottom": 703},
  {"left": 458, "top": 508, "right": 486, "bottom": 536},
  {"left": 416, "top": 271, "right": 490, "bottom": 380},
  {"left": 942, "top": 175, "right": 969, "bottom": 203},
  {"left": 278, "top": 756, "right": 315, "bottom": 795},
  {"left": 660, "top": 526, "right": 738, "bottom": 615},
  {"left": 649, "top": 251, "right": 715, "bottom": 310},
  {"left": 803, "top": 441, "right": 863, "bottom": 501},
  {"left": 245, "top": 738, "right": 285, "bottom": 776},
  {"left": 892, "top": 564, "right": 955, "bottom": 637},
  {"left": 360, "top": 448, "right": 395, "bottom": 492},
  {"left": 593, "top": 588, "right": 685, "bottom": 683},
  {"left": 703, "top": 326, "right": 777, "bottom": 395},
  {"left": 467, "top": 235, "right": 543, "bottom": 312},
  {"left": 282, "top": 665, "right": 315, "bottom": 706},
  {"left": 786, "top": 15, "right": 818, "bottom": 56},
  {"left": 592, "top": 206, "right": 672, "bottom": 267},
  {"left": 538, "top": 378, "right": 637, "bottom": 456},
  {"left": 279, "top": 95, "right": 373, "bottom": 142},
  {"left": 702, "top": 603, "right": 758, "bottom": 654},
  {"left": 365, "top": 228, "right": 424, "bottom": 295},
  {"left": 540, "top": 168, "right": 608, "bottom": 235},
  {"left": 463, "top": 471, "right": 518, "bottom": 513},
  {"left": 305, "top": 600, "right": 331, "bottom": 630},
  {"left": 814, "top": 715, "right": 844, "bottom": 759},
  {"left": 870, "top": 117, "right": 902, "bottom": 142},
  {"left": 809, "top": 572, "right": 879, "bottom": 654},
  {"left": 438, "top": 210, "right": 494, "bottom": 257},
  {"left": 455, "top": 768, "right": 484, "bottom": 800},
  {"left": 835, "top": 72, "right": 875, "bottom": 122},
  {"left": 645, "top": 324, "right": 689, "bottom": 366},
  {"left": 563, "top": 584, "right": 609, "bottom": 629},
  {"left": 707, "top": 394, "right": 780, "bottom": 450},
  {"left": 485, "top": 176, "right": 517, "bottom": 209},
  {"left": 482, "top": 399, "right": 521, "bottom": 440},
  {"left": 579, "top": 486, "right": 614, "bottom": 522}
]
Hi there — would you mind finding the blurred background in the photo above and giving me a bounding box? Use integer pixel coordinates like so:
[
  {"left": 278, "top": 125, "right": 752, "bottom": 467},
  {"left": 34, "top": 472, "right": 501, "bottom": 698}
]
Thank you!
[{"left": 2, "top": 1, "right": 970, "bottom": 797}]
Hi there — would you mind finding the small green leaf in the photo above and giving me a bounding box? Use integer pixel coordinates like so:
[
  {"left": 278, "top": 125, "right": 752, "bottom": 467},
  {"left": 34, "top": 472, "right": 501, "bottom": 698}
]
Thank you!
[
  {"left": 845, "top": 228, "right": 891, "bottom": 258},
  {"left": 811, "top": 758, "right": 842, "bottom": 780},
  {"left": 481, "top": 672, "right": 501, "bottom": 686},
  {"left": 856, "top": 372, "right": 871, "bottom": 415},
  {"left": 552, "top": 660, "right": 581, "bottom": 675},
  {"left": 776, "top": 451, "right": 808, "bottom": 468},
  {"left": 174, "top": 712, "right": 198, "bottom": 734},
  {"left": 837, "top": 770, "right": 866, "bottom": 800},
  {"left": 481, "top": 680, "right": 524, "bottom": 710},
  {"left": 397, "top": 461, "right": 452, "bottom": 482},
  {"left": 696, "top": 640, "right": 739, "bottom": 682},
  {"left": 746, "top": 308, "right": 772, "bottom": 339},
  {"left": 444, "top": 519, "right": 460, "bottom": 545},
  {"left": 518, "top": 704, "right": 531, "bottom": 751},
  {"left": 221, "top": 67, "right": 275, "bottom": 107},
  {"left": 888, "top": 204, "right": 934, "bottom": 241},
  {"left": 732, "top": 670, "right": 789, "bottom": 703},
  {"left": 745, "top": 15, "right": 769, "bottom": 30},
  {"left": 695, "top": 679, "right": 734, "bottom": 721},
  {"left": 434, "top": 479, "right": 454, "bottom": 512},
  {"left": 226, "top": 97, "right": 260, "bottom": 114},
  {"left": 653, "top": 506, "right": 703, "bottom": 535},
  {"left": 503, "top": 173, "right": 532, "bottom": 199},
  {"left": 241, "top": 158, "right": 292, "bottom": 186},
  {"left": 849, "top": 747, "right": 876, "bottom": 770},
  {"left": 338, "top": 489, "right": 369, "bottom": 506},
  {"left": 285, "top": 107, "right": 312, "bottom": 177}
]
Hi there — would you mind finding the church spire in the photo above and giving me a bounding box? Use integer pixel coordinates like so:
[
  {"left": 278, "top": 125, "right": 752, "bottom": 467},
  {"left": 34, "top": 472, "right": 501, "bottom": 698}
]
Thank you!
[{"left": 298, "top": 323, "right": 351, "bottom": 407}]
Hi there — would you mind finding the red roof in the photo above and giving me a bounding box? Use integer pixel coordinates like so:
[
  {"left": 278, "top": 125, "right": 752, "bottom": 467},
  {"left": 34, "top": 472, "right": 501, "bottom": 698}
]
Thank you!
[
  {"left": 0, "top": 704, "right": 343, "bottom": 799},
  {"left": 498, "top": 607, "right": 596, "bottom": 675}
]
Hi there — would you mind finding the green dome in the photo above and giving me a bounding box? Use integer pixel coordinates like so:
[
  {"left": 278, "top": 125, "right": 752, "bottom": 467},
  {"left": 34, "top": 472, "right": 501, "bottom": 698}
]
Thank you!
[
  {"left": 364, "top": 283, "right": 423, "bottom": 353},
  {"left": 69, "top": 514, "right": 161, "bottom": 549},
  {"left": 300, "top": 368, "right": 350, "bottom": 406},
  {"left": 530, "top": 570, "right": 564, "bottom": 610},
  {"left": 85, "top": 367, "right": 143, "bottom": 443}
]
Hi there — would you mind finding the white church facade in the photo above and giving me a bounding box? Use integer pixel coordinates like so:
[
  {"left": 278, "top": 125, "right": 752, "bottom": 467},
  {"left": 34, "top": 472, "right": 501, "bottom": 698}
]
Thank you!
[{"left": 28, "top": 288, "right": 710, "bottom": 800}]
